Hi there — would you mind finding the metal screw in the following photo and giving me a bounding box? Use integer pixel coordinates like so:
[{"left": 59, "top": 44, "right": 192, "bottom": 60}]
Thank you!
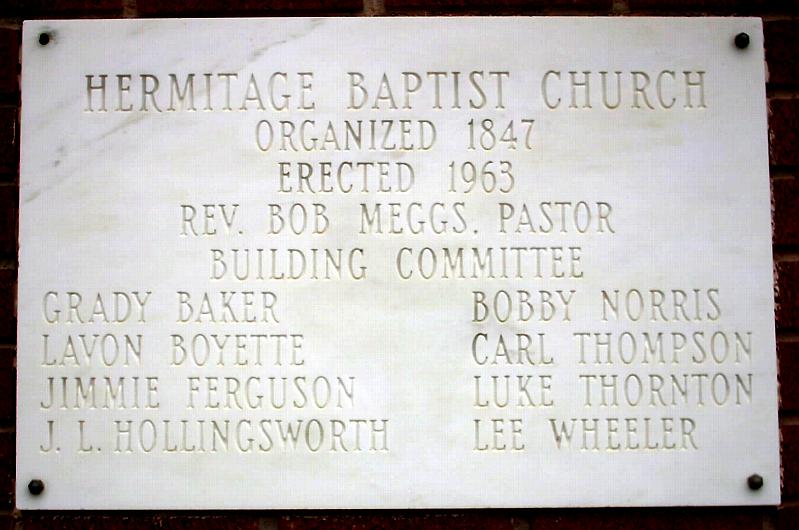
[
  {"left": 38, "top": 32, "right": 50, "bottom": 46},
  {"left": 735, "top": 32, "right": 750, "bottom": 49},
  {"left": 28, "top": 479, "right": 44, "bottom": 496},
  {"left": 747, "top": 474, "right": 763, "bottom": 490}
]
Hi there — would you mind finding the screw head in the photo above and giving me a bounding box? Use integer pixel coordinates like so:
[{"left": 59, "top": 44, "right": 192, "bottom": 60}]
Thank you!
[
  {"left": 28, "top": 479, "right": 44, "bottom": 496},
  {"left": 747, "top": 474, "right": 763, "bottom": 490},
  {"left": 38, "top": 32, "right": 50, "bottom": 46},
  {"left": 735, "top": 32, "right": 750, "bottom": 49}
]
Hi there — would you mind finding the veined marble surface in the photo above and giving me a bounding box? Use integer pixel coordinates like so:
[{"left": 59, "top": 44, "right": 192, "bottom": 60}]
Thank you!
[{"left": 16, "top": 17, "right": 777, "bottom": 509}]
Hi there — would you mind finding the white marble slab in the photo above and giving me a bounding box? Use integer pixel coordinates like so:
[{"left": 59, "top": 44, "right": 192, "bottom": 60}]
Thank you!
[{"left": 16, "top": 17, "right": 778, "bottom": 509}]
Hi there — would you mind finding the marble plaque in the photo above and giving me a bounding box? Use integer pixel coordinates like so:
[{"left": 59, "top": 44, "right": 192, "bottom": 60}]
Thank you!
[{"left": 16, "top": 17, "right": 778, "bottom": 509}]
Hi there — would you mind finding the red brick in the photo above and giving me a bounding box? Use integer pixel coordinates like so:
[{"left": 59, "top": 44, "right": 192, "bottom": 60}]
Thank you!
[
  {"left": 526, "top": 508, "right": 763, "bottom": 529},
  {"left": 777, "top": 260, "right": 799, "bottom": 330},
  {"left": 0, "top": 0, "right": 123, "bottom": 18},
  {"left": 23, "top": 515, "right": 260, "bottom": 530},
  {"left": 770, "top": 99, "right": 799, "bottom": 167},
  {"left": 778, "top": 504, "right": 799, "bottom": 530},
  {"left": 385, "top": 0, "right": 611, "bottom": 11},
  {"left": 137, "top": 0, "right": 361, "bottom": 16},
  {"left": 773, "top": 178, "right": 799, "bottom": 245},
  {"left": 280, "top": 514, "right": 517, "bottom": 530},
  {"left": 0, "top": 29, "right": 19, "bottom": 100},
  {"left": 628, "top": 0, "right": 797, "bottom": 12},
  {"left": 0, "top": 107, "right": 16, "bottom": 180},
  {"left": 780, "top": 341, "right": 799, "bottom": 412},
  {"left": 0, "top": 348, "right": 13, "bottom": 423},
  {"left": 0, "top": 431, "right": 13, "bottom": 510},
  {"left": 783, "top": 424, "right": 799, "bottom": 498},
  {"left": 0, "top": 269, "right": 15, "bottom": 344},
  {"left": 0, "top": 186, "right": 17, "bottom": 255},
  {"left": 0, "top": 515, "right": 14, "bottom": 530},
  {"left": 766, "top": 20, "right": 799, "bottom": 86}
]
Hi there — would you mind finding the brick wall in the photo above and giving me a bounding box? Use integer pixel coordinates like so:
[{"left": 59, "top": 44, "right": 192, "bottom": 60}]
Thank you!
[{"left": 0, "top": 0, "right": 796, "bottom": 528}]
